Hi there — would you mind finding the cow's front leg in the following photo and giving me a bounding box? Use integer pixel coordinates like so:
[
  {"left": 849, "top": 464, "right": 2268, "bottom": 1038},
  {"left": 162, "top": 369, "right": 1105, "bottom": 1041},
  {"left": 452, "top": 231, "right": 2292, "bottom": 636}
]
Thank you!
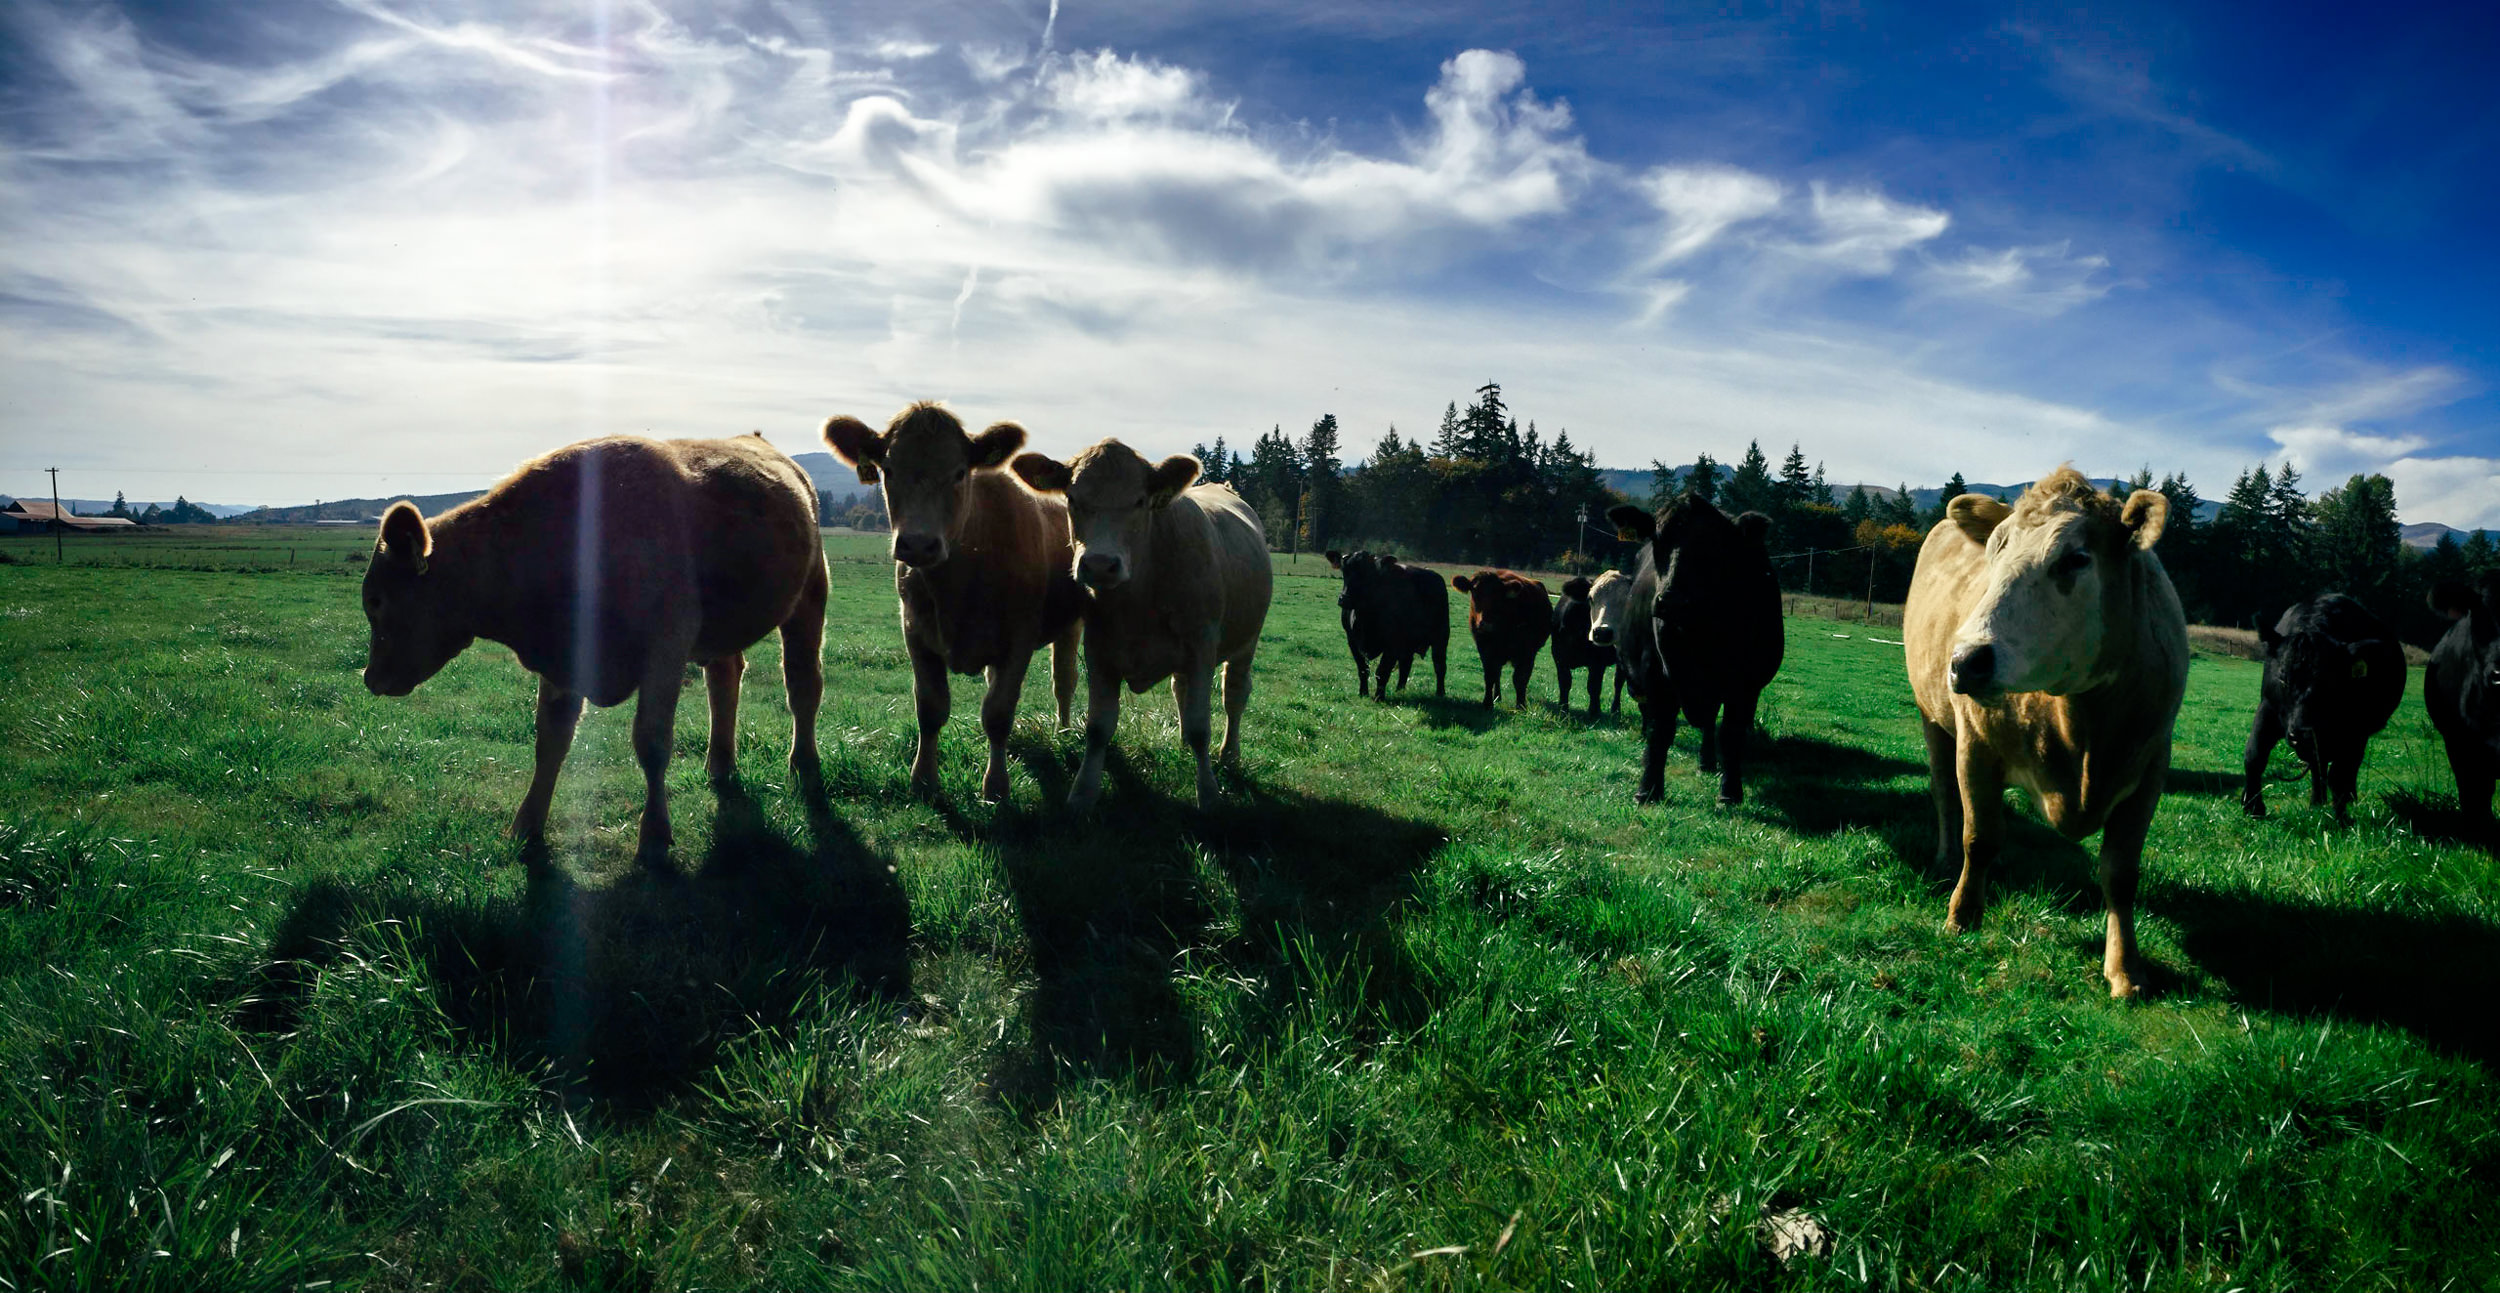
[
  {"left": 1556, "top": 662, "right": 1572, "bottom": 708},
  {"left": 703, "top": 651, "right": 745, "bottom": 783},
  {"left": 1921, "top": 718, "right": 1962, "bottom": 876},
  {"left": 631, "top": 662, "right": 687, "bottom": 863},
  {"left": 979, "top": 653, "right": 1034, "bottom": 804},
  {"left": 1478, "top": 649, "right": 1499, "bottom": 708},
  {"left": 907, "top": 643, "right": 951, "bottom": 797},
  {"left": 1585, "top": 663, "right": 1602, "bottom": 717},
  {"left": 1175, "top": 663, "right": 1218, "bottom": 809},
  {"left": 512, "top": 679, "right": 584, "bottom": 843},
  {"left": 1946, "top": 730, "right": 2007, "bottom": 934},
  {"left": 1219, "top": 652, "right": 1254, "bottom": 768},
  {"left": 2240, "top": 701, "right": 2281, "bottom": 817},
  {"left": 1069, "top": 661, "right": 1122, "bottom": 811},
  {"left": 1636, "top": 689, "right": 1677, "bottom": 804},
  {"left": 1694, "top": 700, "right": 1722, "bottom": 775},
  {"left": 2325, "top": 735, "right": 2364, "bottom": 822},
  {"left": 1511, "top": 656, "right": 1533, "bottom": 710},
  {"left": 2096, "top": 766, "right": 2165, "bottom": 999}
]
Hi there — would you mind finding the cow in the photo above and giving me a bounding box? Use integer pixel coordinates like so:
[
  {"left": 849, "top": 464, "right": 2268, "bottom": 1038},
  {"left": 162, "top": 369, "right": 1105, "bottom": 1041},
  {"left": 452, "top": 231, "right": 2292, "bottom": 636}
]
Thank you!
[
  {"left": 1323, "top": 549, "right": 1449, "bottom": 700},
  {"left": 360, "top": 433, "right": 826, "bottom": 861},
  {"left": 2241, "top": 595, "right": 2406, "bottom": 821},
  {"left": 1603, "top": 498, "right": 1784, "bottom": 807},
  {"left": 821, "top": 402, "right": 1085, "bottom": 802},
  {"left": 1550, "top": 574, "right": 1622, "bottom": 716},
  {"left": 2426, "top": 573, "right": 2500, "bottom": 839},
  {"left": 1450, "top": 570, "right": 1551, "bottom": 709},
  {"left": 1903, "top": 467, "right": 2186, "bottom": 999},
  {"left": 1010, "top": 441, "right": 1273, "bottom": 811}
]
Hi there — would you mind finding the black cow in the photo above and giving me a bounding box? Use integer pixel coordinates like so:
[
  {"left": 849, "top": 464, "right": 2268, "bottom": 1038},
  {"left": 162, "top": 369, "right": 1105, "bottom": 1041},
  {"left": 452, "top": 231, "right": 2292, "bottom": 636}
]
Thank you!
[
  {"left": 1605, "top": 498, "right": 1784, "bottom": 805},
  {"left": 1324, "top": 550, "right": 1448, "bottom": 700},
  {"left": 2241, "top": 595, "right": 2405, "bottom": 820},
  {"left": 1550, "top": 575, "right": 1622, "bottom": 716},
  {"left": 2427, "top": 574, "right": 2500, "bottom": 839}
]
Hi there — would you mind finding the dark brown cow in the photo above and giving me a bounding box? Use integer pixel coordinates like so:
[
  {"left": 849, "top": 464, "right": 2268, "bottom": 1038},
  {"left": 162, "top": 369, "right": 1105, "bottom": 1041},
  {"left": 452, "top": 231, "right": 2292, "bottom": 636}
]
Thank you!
[
  {"left": 822, "top": 402, "right": 1083, "bottom": 802},
  {"left": 1450, "top": 569, "right": 1552, "bottom": 709},
  {"left": 361, "top": 433, "right": 827, "bottom": 861}
]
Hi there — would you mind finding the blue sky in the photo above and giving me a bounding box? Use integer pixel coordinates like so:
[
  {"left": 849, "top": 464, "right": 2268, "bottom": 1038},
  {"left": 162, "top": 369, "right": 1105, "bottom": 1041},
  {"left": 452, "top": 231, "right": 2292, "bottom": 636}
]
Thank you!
[{"left": 2, "top": 0, "right": 2495, "bottom": 525}]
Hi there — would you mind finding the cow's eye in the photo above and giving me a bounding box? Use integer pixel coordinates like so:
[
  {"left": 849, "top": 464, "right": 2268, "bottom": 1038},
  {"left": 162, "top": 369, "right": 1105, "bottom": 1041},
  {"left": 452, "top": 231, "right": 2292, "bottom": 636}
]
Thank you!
[
  {"left": 954, "top": 468, "right": 968, "bottom": 483},
  {"left": 2054, "top": 551, "right": 2091, "bottom": 576}
]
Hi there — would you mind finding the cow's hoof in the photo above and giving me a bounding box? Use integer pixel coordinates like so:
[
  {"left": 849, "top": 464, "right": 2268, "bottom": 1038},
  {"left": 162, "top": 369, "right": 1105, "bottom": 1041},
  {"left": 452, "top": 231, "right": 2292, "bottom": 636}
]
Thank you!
[
  {"left": 2105, "top": 972, "right": 2142, "bottom": 1001},
  {"left": 979, "top": 773, "right": 1011, "bottom": 805},
  {"left": 1716, "top": 793, "right": 1742, "bottom": 807},
  {"left": 1634, "top": 789, "right": 1661, "bottom": 806},
  {"left": 2241, "top": 799, "right": 2266, "bottom": 819}
]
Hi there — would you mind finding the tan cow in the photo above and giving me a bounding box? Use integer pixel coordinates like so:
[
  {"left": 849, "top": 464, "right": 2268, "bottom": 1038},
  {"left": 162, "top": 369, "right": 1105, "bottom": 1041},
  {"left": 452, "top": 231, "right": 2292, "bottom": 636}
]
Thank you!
[
  {"left": 1904, "top": 467, "right": 2186, "bottom": 998},
  {"left": 821, "top": 402, "right": 1084, "bottom": 802},
  {"left": 361, "top": 433, "right": 827, "bottom": 861},
  {"left": 1010, "top": 441, "right": 1272, "bottom": 810}
]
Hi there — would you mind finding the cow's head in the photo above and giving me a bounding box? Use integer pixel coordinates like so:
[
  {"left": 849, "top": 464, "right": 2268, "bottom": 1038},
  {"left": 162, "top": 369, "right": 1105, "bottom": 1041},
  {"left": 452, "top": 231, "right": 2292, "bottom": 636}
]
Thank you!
[
  {"left": 360, "top": 502, "right": 475, "bottom": 697},
  {"left": 2262, "top": 607, "right": 2388, "bottom": 754},
  {"left": 1585, "top": 570, "right": 1632, "bottom": 647},
  {"left": 1605, "top": 496, "right": 1767, "bottom": 637},
  {"left": 823, "top": 401, "right": 1027, "bottom": 570},
  {"left": 1011, "top": 439, "right": 1197, "bottom": 591},
  {"left": 1944, "top": 468, "right": 2168, "bottom": 698},
  {"left": 2431, "top": 575, "right": 2500, "bottom": 750},
  {"left": 1451, "top": 571, "right": 1543, "bottom": 623},
  {"left": 1330, "top": 550, "right": 1388, "bottom": 610}
]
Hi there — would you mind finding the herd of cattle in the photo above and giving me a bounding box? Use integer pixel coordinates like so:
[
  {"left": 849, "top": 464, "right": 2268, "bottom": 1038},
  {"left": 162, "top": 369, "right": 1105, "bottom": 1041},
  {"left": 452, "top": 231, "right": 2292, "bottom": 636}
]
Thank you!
[{"left": 356, "top": 405, "right": 2500, "bottom": 996}]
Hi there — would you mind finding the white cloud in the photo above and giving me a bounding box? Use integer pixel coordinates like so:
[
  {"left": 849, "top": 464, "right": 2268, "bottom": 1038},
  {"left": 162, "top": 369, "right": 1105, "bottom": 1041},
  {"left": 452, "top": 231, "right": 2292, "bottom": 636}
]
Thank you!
[
  {"left": 1637, "top": 164, "right": 1782, "bottom": 267},
  {"left": 1924, "top": 241, "right": 2110, "bottom": 314},
  {"left": 1794, "top": 182, "right": 1949, "bottom": 274},
  {"left": 868, "top": 37, "right": 940, "bottom": 62},
  {"left": 2266, "top": 423, "right": 2500, "bottom": 529},
  {"left": 1045, "top": 49, "right": 1205, "bottom": 121}
]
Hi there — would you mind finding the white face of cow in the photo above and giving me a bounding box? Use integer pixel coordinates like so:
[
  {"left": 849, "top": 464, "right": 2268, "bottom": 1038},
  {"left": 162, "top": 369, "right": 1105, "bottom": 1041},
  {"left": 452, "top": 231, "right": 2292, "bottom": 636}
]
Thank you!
[
  {"left": 1585, "top": 570, "right": 1632, "bottom": 647},
  {"left": 1945, "top": 481, "right": 2167, "bottom": 697},
  {"left": 1011, "top": 440, "right": 1199, "bottom": 592},
  {"left": 822, "top": 404, "right": 1025, "bottom": 570}
]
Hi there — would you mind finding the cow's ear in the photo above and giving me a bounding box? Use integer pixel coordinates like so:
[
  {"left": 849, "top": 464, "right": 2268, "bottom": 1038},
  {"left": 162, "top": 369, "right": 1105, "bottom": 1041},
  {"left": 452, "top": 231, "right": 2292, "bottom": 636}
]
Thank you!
[
  {"left": 1324, "top": 550, "right": 1346, "bottom": 569},
  {"left": 1148, "top": 455, "right": 1201, "bottom": 507},
  {"left": 1011, "top": 452, "right": 1073, "bottom": 494},
  {"left": 1607, "top": 505, "right": 1655, "bottom": 543},
  {"left": 2258, "top": 615, "right": 2285, "bottom": 650},
  {"left": 1451, "top": 576, "right": 1473, "bottom": 593},
  {"left": 1946, "top": 494, "right": 2011, "bottom": 541},
  {"left": 2120, "top": 489, "right": 2169, "bottom": 550},
  {"left": 822, "top": 415, "right": 885, "bottom": 484},
  {"left": 1563, "top": 576, "right": 1591, "bottom": 600},
  {"left": 968, "top": 422, "right": 1026, "bottom": 471},
  {"left": 1735, "top": 512, "right": 1772, "bottom": 546},
  {"left": 377, "top": 502, "right": 430, "bottom": 575}
]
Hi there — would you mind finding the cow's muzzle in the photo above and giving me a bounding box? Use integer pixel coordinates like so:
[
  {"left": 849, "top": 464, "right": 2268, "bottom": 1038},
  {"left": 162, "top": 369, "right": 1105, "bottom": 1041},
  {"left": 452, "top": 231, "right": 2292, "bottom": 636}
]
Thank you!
[
  {"left": 891, "top": 532, "right": 946, "bottom": 569},
  {"left": 1589, "top": 625, "right": 1615, "bottom": 646},
  {"left": 363, "top": 667, "right": 415, "bottom": 698},
  {"left": 1948, "top": 643, "right": 1998, "bottom": 696},
  {"left": 1077, "top": 552, "right": 1127, "bottom": 589}
]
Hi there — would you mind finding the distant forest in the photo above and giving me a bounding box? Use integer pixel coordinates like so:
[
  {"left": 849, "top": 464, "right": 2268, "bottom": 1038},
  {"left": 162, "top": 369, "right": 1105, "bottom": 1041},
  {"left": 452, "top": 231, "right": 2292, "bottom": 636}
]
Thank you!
[{"left": 1188, "top": 381, "right": 2496, "bottom": 649}]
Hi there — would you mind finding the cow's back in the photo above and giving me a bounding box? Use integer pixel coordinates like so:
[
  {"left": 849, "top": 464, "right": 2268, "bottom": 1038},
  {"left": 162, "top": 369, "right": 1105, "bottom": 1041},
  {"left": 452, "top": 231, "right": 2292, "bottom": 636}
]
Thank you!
[{"left": 670, "top": 435, "right": 826, "bottom": 659}]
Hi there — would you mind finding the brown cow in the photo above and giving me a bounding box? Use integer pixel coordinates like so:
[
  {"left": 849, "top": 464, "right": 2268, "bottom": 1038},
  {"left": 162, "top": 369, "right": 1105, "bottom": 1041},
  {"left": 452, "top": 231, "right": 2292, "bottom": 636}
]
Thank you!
[
  {"left": 1010, "top": 441, "right": 1272, "bottom": 810},
  {"left": 361, "top": 433, "right": 827, "bottom": 861},
  {"left": 821, "top": 402, "right": 1084, "bottom": 802},
  {"left": 1450, "top": 569, "right": 1552, "bottom": 708},
  {"left": 1904, "top": 467, "right": 2186, "bottom": 998}
]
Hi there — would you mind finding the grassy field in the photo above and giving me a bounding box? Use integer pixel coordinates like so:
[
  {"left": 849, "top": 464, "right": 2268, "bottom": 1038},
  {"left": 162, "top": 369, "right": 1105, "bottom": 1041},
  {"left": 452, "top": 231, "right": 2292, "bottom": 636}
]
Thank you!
[{"left": 2, "top": 525, "right": 2496, "bottom": 1290}]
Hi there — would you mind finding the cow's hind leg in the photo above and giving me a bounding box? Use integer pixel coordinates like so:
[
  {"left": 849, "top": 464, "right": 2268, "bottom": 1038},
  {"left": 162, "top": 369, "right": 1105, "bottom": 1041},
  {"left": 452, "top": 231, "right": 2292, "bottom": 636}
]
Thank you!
[
  {"left": 1921, "top": 719, "right": 1962, "bottom": 875},
  {"left": 1175, "top": 664, "right": 1219, "bottom": 809},
  {"left": 1220, "top": 652, "right": 1254, "bottom": 767},
  {"left": 1715, "top": 690, "right": 1758, "bottom": 806},
  {"left": 780, "top": 561, "right": 826, "bottom": 772},
  {"left": 1069, "top": 659, "right": 1122, "bottom": 811},
  {"left": 703, "top": 652, "right": 745, "bottom": 783},
  {"left": 1430, "top": 639, "right": 1447, "bottom": 698},
  {"left": 2240, "top": 701, "right": 2281, "bottom": 818},
  {"left": 1512, "top": 656, "right": 1532, "bottom": 710},
  {"left": 1050, "top": 622, "right": 1080, "bottom": 730},
  {"left": 2096, "top": 767, "right": 2165, "bottom": 999},
  {"left": 979, "top": 653, "right": 1034, "bottom": 804},
  {"left": 512, "top": 679, "right": 584, "bottom": 843},
  {"left": 907, "top": 644, "right": 951, "bottom": 797},
  {"left": 1946, "top": 728, "right": 2006, "bottom": 934},
  {"left": 1395, "top": 651, "right": 1414, "bottom": 694},
  {"left": 631, "top": 660, "right": 688, "bottom": 863}
]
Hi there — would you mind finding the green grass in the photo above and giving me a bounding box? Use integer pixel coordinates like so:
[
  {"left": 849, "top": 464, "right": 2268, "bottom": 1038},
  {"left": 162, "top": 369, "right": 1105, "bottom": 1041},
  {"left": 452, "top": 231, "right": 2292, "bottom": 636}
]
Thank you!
[{"left": 1, "top": 529, "right": 2495, "bottom": 1290}]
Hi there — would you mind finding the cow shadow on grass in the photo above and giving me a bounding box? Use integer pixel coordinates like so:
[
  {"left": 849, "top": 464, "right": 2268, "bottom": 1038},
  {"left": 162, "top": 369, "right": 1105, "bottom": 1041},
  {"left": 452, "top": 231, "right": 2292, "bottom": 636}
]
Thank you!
[
  {"left": 245, "top": 770, "right": 911, "bottom": 1112},
  {"left": 1410, "top": 694, "right": 1513, "bottom": 733},
  {"left": 2155, "top": 884, "right": 2500, "bottom": 1070},
  {"left": 1745, "top": 733, "right": 1928, "bottom": 842},
  {"left": 2384, "top": 790, "right": 2498, "bottom": 853},
  {"left": 959, "top": 747, "right": 1445, "bottom": 1114}
]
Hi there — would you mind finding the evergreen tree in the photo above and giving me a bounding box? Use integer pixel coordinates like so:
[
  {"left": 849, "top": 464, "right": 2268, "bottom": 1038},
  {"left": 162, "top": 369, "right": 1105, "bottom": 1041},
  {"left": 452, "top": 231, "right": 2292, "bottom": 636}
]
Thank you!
[
  {"left": 1300, "top": 414, "right": 1343, "bottom": 552},
  {"left": 1884, "top": 484, "right": 1920, "bottom": 529},
  {"left": 2464, "top": 529, "right": 2500, "bottom": 575},
  {"left": 1842, "top": 484, "right": 1872, "bottom": 528},
  {"left": 1776, "top": 444, "right": 1814, "bottom": 511},
  {"left": 1812, "top": 462, "right": 1834, "bottom": 507},
  {"left": 1684, "top": 453, "right": 1720, "bottom": 504},
  {"left": 1431, "top": 402, "right": 1463, "bottom": 459},
  {"left": 1723, "top": 441, "right": 1776, "bottom": 515},
  {"left": 2312, "top": 473, "right": 2402, "bottom": 605},
  {"left": 109, "top": 490, "right": 131, "bottom": 519}
]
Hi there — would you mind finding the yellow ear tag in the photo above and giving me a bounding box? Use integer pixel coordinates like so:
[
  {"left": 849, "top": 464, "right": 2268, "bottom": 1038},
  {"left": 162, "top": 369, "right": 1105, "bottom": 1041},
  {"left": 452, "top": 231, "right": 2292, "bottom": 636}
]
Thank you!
[
  {"left": 2350, "top": 659, "right": 2369, "bottom": 679},
  {"left": 1615, "top": 528, "right": 1637, "bottom": 542}
]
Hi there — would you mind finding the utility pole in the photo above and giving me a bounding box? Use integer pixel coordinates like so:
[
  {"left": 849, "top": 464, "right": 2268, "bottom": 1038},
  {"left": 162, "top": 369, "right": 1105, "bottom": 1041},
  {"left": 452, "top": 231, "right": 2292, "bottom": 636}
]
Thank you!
[
  {"left": 1864, "top": 548, "right": 1876, "bottom": 624},
  {"left": 47, "top": 466, "right": 62, "bottom": 563},
  {"left": 1805, "top": 547, "right": 1816, "bottom": 598}
]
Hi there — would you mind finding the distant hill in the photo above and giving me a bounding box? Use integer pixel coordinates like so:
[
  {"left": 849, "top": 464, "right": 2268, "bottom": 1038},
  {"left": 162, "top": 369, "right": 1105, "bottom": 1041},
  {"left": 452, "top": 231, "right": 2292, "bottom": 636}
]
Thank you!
[
  {"left": 2402, "top": 522, "right": 2499, "bottom": 550},
  {"left": 0, "top": 495, "right": 256, "bottom": 519},
  {"left": 236, "top": 490, "right": 488, "bottom": 524}
]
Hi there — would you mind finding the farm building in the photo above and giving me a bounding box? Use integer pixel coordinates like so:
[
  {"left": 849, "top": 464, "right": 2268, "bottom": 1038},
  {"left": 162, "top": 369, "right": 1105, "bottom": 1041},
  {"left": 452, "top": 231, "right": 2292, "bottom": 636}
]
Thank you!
[{"left": 0, "top": 500, "right": 141, "bottom": 534}]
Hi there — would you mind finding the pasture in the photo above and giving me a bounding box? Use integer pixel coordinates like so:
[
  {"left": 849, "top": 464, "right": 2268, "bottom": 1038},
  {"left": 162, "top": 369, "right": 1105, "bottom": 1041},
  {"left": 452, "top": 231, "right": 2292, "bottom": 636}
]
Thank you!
[{"left": 1, "top": 526, "right": 2496, "bottom": 1290}]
